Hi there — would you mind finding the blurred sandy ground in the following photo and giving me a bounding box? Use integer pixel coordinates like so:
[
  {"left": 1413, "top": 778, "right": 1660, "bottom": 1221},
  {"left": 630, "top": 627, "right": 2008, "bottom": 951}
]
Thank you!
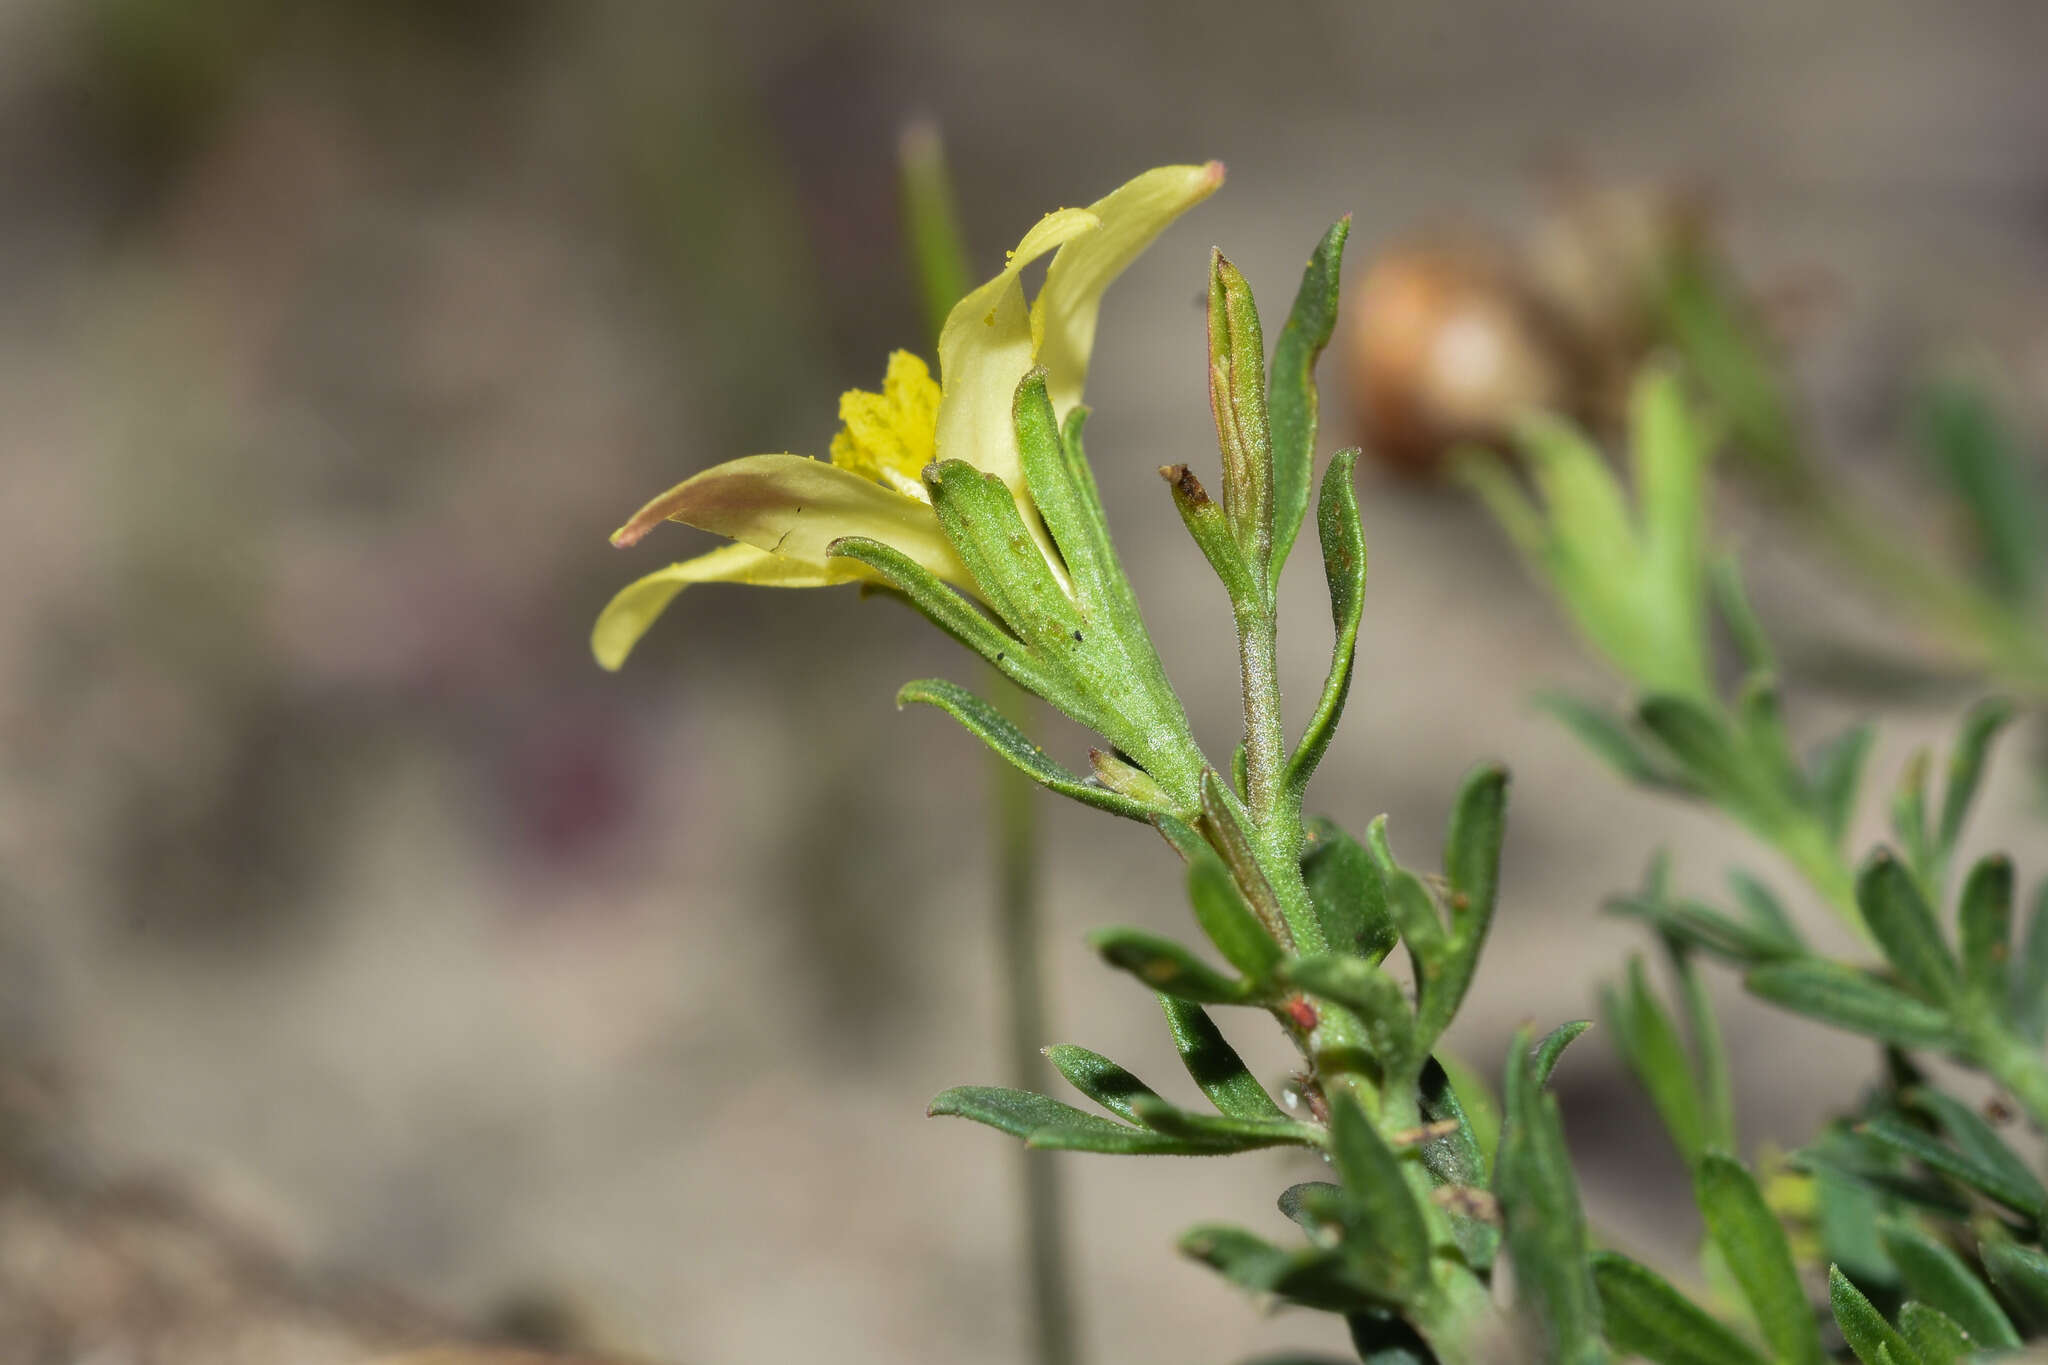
[{"left": 2, "top": 0, "right": 2047, "bottom": 1360}]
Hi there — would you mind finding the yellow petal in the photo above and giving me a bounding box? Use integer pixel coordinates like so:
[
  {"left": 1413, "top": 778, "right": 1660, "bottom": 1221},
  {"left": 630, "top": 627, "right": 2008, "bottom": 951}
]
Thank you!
[
  {"left": 1032, "top": 162, "right": 1225, "bottom": 415},
  {"left": 934, "top": 205, "right": 1100, "bottom": 491},
  {"left": 592, "top": 542, "right": 859, "bottom": 671},
  {"left": 608, "top": 453, "right": 967, "bottom": 580}
]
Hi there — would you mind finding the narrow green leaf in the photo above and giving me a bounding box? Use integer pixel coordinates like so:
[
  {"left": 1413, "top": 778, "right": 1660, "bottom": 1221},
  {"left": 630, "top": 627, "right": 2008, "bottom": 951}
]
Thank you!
[
  {"left": 1590, "top": 1250, "right": 1771, "bottom": 1365},
  {"left": 1534, "top": 691, "right": 1695, "bottom": 793},
  {"left": 1268, "top": 217, "right": 1349, "bottom": 575},
  {"left": 1745, "top": 959, "right": 1957, "bottom": 1048},
  {"left": 1344, "top": 1310, "right": 1435, "bottom": 1365},
  {"left": 1606, "top": 958, "right": 1706, "bottom": 1166},
  {"left": 1809, "top": 721, "right": 1878, "bottom": 846},
  {"left": 1736, "top": 674, "right": 1805, "bottom": 805},
  {"left": 1938, "top": 697, "right": 2015, "bottom": 859},
  {"left": 1158, "top": 996, "right": 1288, "bottom": 1121},
  {"left": 1956, "top": 854, "right": 2015, "bottom": 1007},
  {"left": 1831, "top": 1264, "right": 1924, "bottom": 1365},
  {"left": 1496, "top": 1028, "right": 1605, "bottom": 1363},
  {"left": 1904, "top": 1086, "right": 2047, "bottom": 1219},
  {"left": 929, "top": 1084, "right": 1250, "bottom": 1155},
  {"left": 1639, "top": 694, "right": 1775, "bottom": 816},
  {"left": 1209, "top": 251, "right": 1274, "bottom": 574},
  {"left": 896, "top": 678, "right": 1158, "bottom": 821},
  {"left": 1278, "top": 1179, "right": 1350, "bottom": 1241},
  {"left": 1126, "top": 1093, "right": 1319, "bottom": 1148},
  {"left": 1044, "top": 1044, "right": 1160, "bottom": 1124},
  {"left": 1287, "top": 449, "right": 1366, "bottom": 797},
  {"left": 1879, "top": 1222, "right": 2019, "bottom": 1348},
  {"left": 1424, "top": 764, "right": 1509, "bottom": 1042},
  {"left": 1088, "top": 926, "right": 1257, "bottom": 1005},
  {"left": 1890, "top": 750, "right": 1937, "bottom": 892},
  {"left": 1328, "top": 1089, "right": 1432, "bottom": 1302},
  {"left": 1727, "top": 870, "right": 1805, "bottom": 949},
  {"left": 1200, "top": 772, "right": 1292, "bottom": 947},
  {"left": 1186, "top": 842, "right": 1285, "bottom": 978},
  {"left": 1163, "top": 460, "right": 1259, "bottom": 606},
  {"left": 1301, "top": 818, "right": 1397, "bottom": 964},
  {"left": 1896, "top": 1301, "right": 1971, "bottom": 1365},
  {"left": 1417, "top": 1055, "right": 1498, "bottom": 1269},
  {"left": 1860, "top": 1115, "right": 2046, "bottom": 1220},
  {"left": 1285, "top": 955, "right": 1416, "bottom": 1072},
  {"left": 1859, "top": 851, "right": 1961, "bottom": 1004},
  {"left": 1696, "top": 1153, "right": 1827, "bottom": 1365},
  {"left": 1710, "top": 555, "right": 1776, "bottom": 677},
  {"left": 1669, "top": 947, "right": 1737, "bottom": 1154},
  {"left": 1607, "top": 892, "right": 1801, "bottom": 966},
  {"left": 1368, "top": 816, "right": 1449, "bottom": 971},
  {"left": 831, "top": 535, "right": 1102, "bottom": 730},
  {"left": 1982, "top": 1241, "right": 2048, "bottom": 1331},
  {"left": 1532, "top": 1020, "right": 1593, "bottom": 1088},
  {"left": 1916, "top": 379, "right": 2043, "bottom": 606},
  {"left": 1180, "top": 1224, "right": 1392, "bottom": 1313},
  {"left": 1818, "top": 1162, "right": 1898, "bottom": 1291},
  {"left": 2012, "top": 879, "right": 2048, "bottom": 1044}
]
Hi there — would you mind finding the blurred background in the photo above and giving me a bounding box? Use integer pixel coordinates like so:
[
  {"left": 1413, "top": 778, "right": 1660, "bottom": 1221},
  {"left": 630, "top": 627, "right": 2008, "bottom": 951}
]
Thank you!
[{"left": 4, "top": 0, "right": 2048, "bottom": 1360}]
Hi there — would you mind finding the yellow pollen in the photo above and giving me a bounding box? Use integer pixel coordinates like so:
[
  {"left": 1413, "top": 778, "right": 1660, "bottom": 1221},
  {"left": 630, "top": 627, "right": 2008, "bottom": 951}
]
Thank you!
[{"left": 829, "top": 350, "right": 941, "bottom": 500}]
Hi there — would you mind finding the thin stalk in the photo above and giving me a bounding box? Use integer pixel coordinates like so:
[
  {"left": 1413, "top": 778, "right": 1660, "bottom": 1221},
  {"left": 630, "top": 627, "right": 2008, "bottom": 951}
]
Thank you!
[
  {"left": 994, "top": 701, "right": 1079, "bottom": 1365},
  {"left": 901, "top": 125, "right": 1079, "bottom": 1365}
]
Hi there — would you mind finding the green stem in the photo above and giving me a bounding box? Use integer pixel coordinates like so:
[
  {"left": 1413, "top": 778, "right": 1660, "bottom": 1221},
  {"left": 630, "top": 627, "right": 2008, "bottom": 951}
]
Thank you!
[{"left": 994, "top": 686, "right": 1080, "bottom": 1365}]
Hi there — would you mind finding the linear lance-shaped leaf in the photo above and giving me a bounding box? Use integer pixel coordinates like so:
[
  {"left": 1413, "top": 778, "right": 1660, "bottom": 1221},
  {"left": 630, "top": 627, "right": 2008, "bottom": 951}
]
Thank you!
[
  {"left": 1268, "top": 217, "right": 1349, "bottom": 575},
  {"left": 1697, "top": 1152, "right": 1827, "bottom": 1365},
  {"left": 1590, "top": 1251, "right": 1771, "bottom": 1365}
]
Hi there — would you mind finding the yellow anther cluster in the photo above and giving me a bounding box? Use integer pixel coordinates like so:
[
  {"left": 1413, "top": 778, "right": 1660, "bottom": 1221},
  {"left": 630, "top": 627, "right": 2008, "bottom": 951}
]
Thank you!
[{"left": 829, "top": 350, "right": 942, "bottom": 499}]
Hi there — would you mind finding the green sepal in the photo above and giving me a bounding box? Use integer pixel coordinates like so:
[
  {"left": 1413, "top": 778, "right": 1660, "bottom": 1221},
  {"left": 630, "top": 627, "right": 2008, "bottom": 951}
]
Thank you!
[
  {"left": 1327, "top": 1089, "right": 1432, "bottom": 1302},
  {"left": 830, "top": 535, "right": 1105, "bottom": 732},
  {"left": 1937, "top": 697, "right": 2014, "bottom": 862},
  {"left": 1604, "top": 956, "right": 1706, "bottom": 1167},
  {"left": 1589, "top": 1250, "right": 1771, "bottom": 1365},
  {"left": 1858, "top": 1115, "right": 2046, "bottom": 1220},
  {"left": 1956, "top": 854, "right": 2015, "bottom": 1009},
  {"left": 1859, "top": 851, "right": 1961, "bottom": 1005},
  {"left": 1043, "top": 1044, "right": 1161, "bottom": 1124},
  {"left": 928, "top": 1085, "right": 1279, "bottom": 1155},
  {"left": 1831, "top": 1264, "right": 1925, "bottom": 1365},
  {"left": 1896, "top": 1301, "right": 1971, "bottom": 1365},
  {"left": 1878, "top": 1222, "right": 2019, "bottom": 1348},
  {"left": 1981, "top": 1241, "right": 2048, "bottom": 1332},
  {"left": 1809, "top": 720, "right": 1878, "bottom": 846},
  {"left": 1208, "top": 250, "right": 1275, "bottom": 578},
  {"left": 1186, "top": 841, "right": 1285, "bottom": 978},
  {"left": 1696, "top": 1152, "right": 1827, "bottom": 1365},
  {"left": 1535, "top": 691, "right": 1696, "bottom": 793},
  {"left": 1495, "top": 1026, "right": 1605, "bottom": 1364},
  {"left": 1088, "top": 926, "right": 1260, "bottom": 1005},
  {"left": 1268, "top": 217, "right": 1349, "bottom": 576},
  {"left": 1283, "top": 955, "right": 1416, "bottom": 1075},
  {"left": 1286, "top": 449, "right": 1366, "bottom": 798},
  {"left": 896, "top": 678, "right": 1159, "bottom": 821},
  {"left": 925, "top": 456, "right": 1086, "bottom": 654},
  {"left": 1902, "top": 1086, "right": 2047, "bottom": 1219},
  {"left": 1301, "top": 818, "right": 1397, "bottom": 964},
  {"left": 1744, "top": 959, "right": 1957, "bottom": 1049},
  {"left": 1158, "top": 996, "right": 1288, "bottom": 1122}
]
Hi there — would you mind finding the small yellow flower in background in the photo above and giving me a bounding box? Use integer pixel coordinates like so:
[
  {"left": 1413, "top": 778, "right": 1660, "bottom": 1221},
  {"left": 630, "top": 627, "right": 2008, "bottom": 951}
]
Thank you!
[{"left": 592, "top": 161, "right": 1224, "bottom": 671}]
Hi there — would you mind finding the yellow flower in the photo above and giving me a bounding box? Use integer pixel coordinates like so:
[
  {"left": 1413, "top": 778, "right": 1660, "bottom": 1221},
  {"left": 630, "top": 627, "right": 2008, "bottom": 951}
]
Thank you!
[{"left": 592, "top": 162, "right": 1224, "bottom": 670}]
